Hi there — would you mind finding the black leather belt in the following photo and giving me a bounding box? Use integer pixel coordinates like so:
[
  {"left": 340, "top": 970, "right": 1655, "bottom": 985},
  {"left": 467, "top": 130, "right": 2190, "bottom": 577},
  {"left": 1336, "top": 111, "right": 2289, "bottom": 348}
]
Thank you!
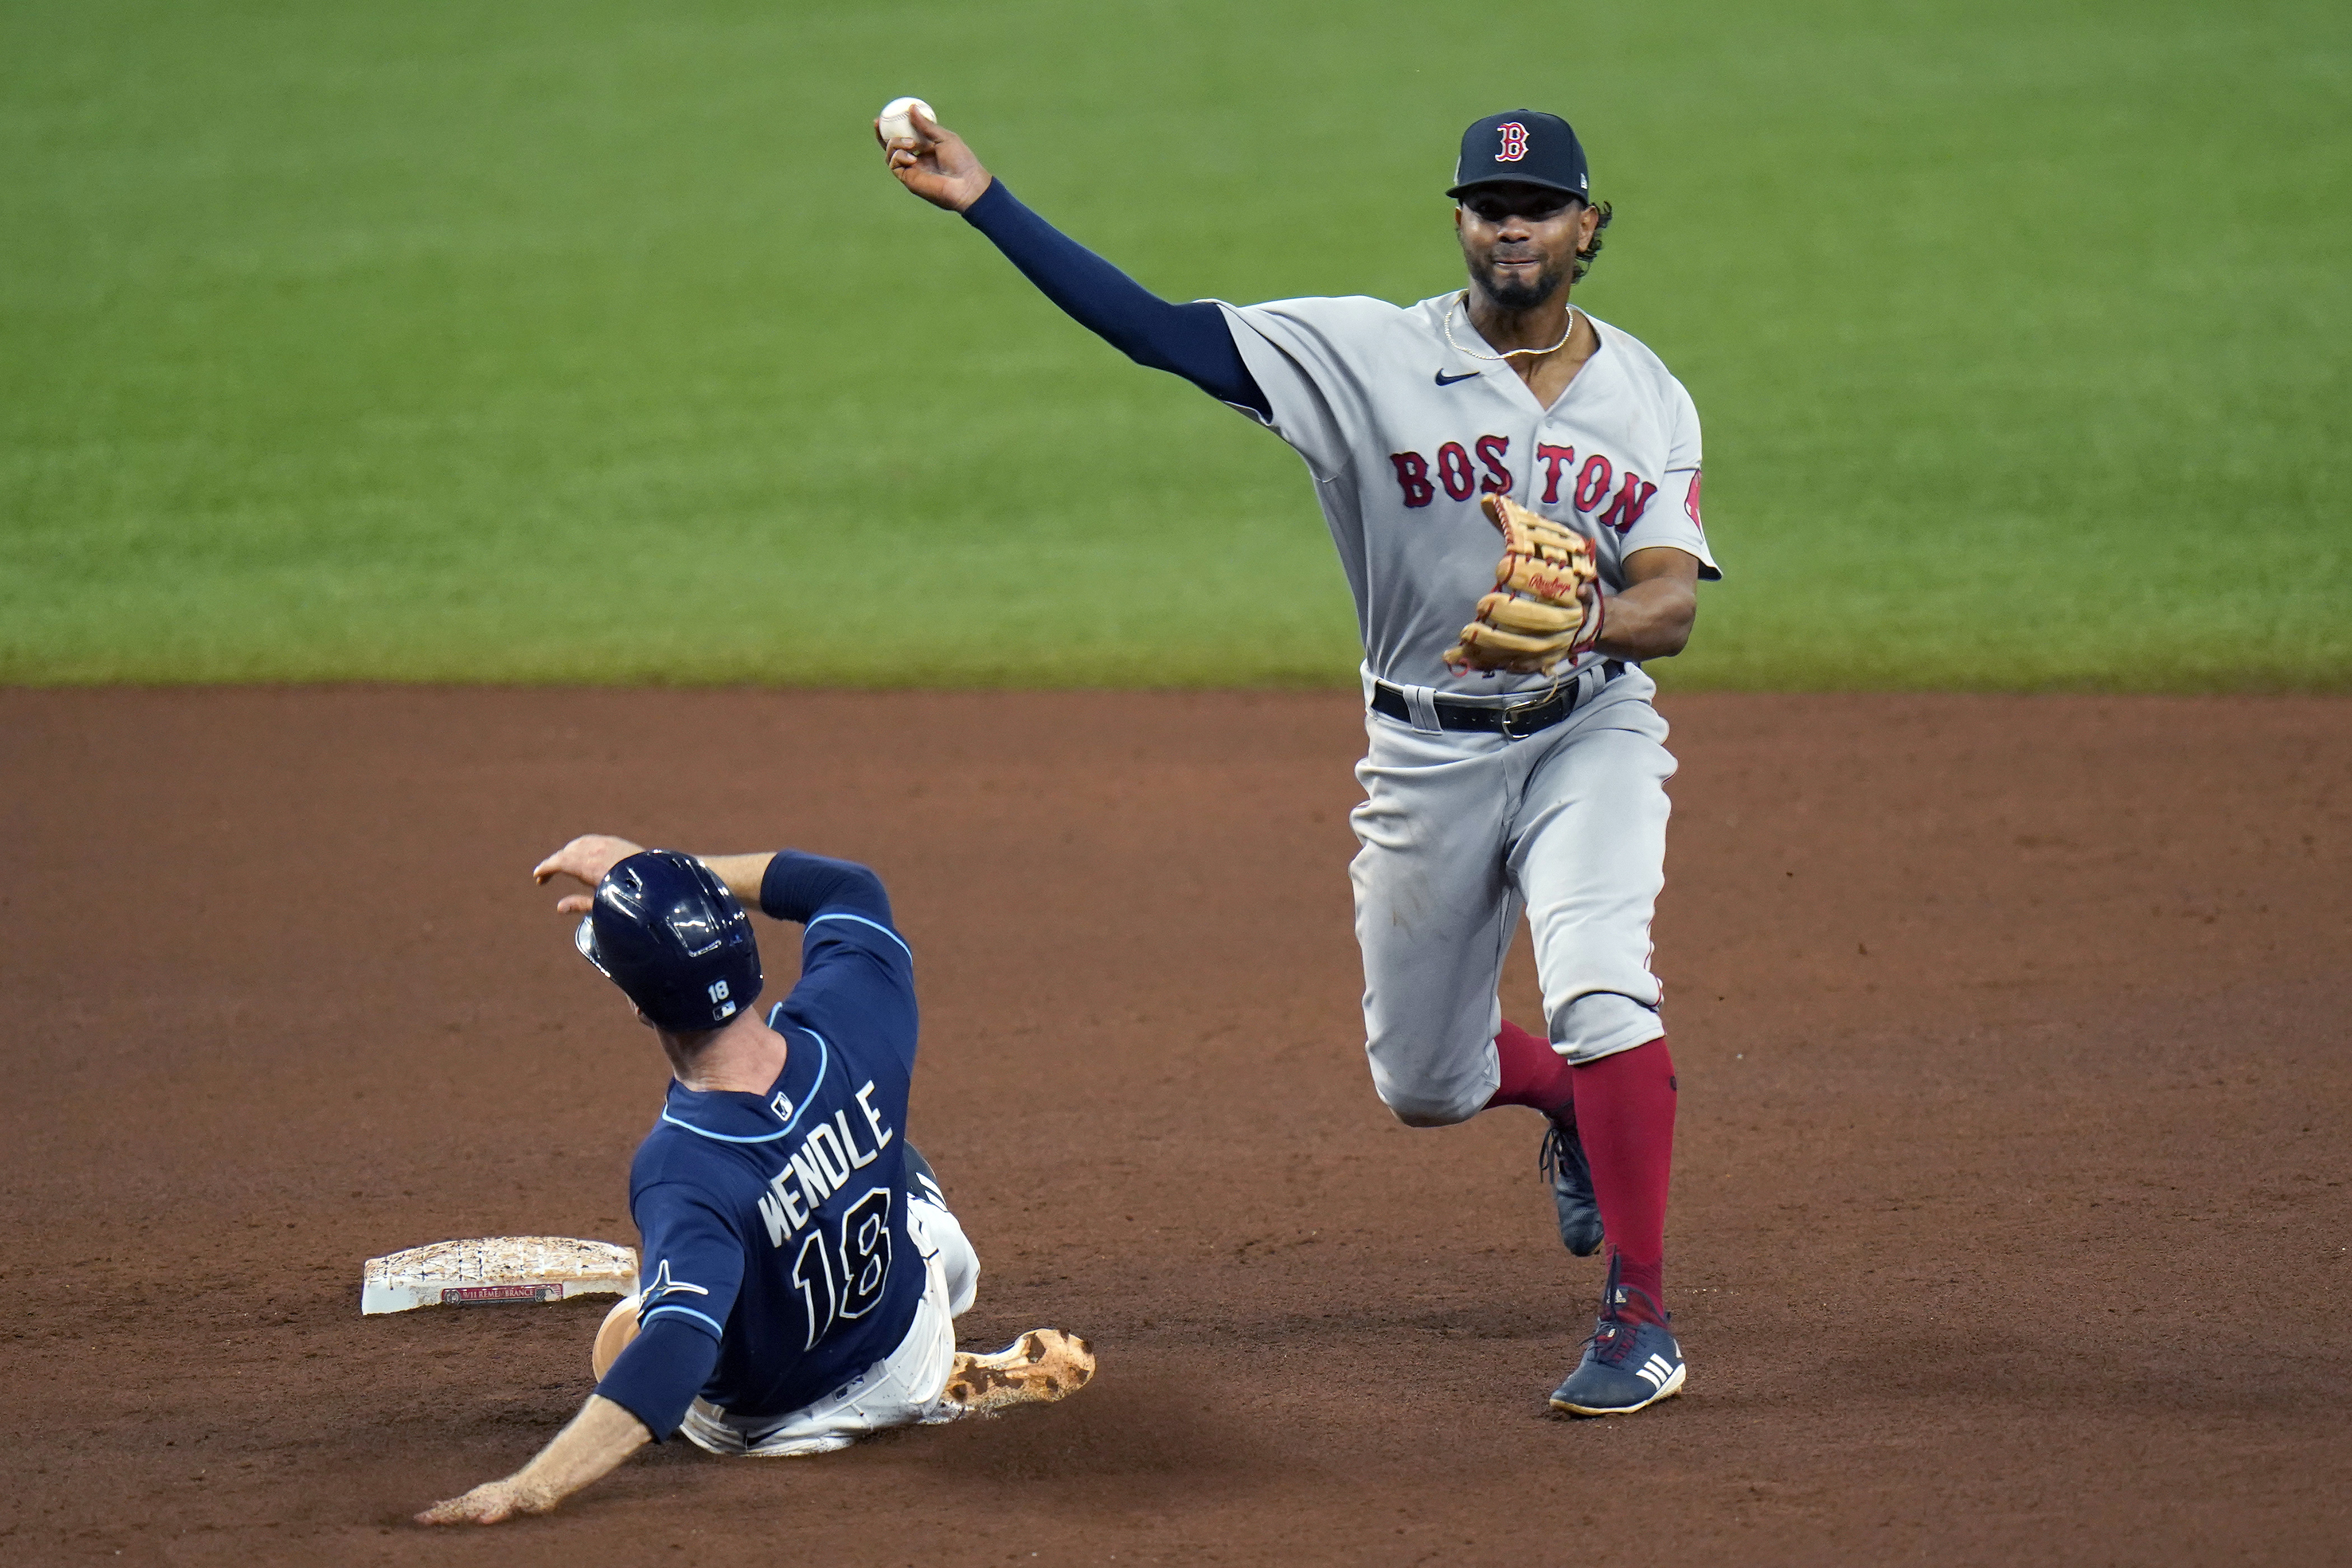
[{"left": 1370, "top": 660, "right": 1627, "bottom": 739}]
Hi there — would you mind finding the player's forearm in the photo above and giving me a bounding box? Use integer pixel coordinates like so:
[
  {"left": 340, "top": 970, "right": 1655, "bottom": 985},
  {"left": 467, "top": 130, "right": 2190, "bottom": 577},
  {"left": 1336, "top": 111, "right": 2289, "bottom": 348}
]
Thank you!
[
  {"left": 684, "top": 849, "right": 893, "bottom": 926},
  {"left": 1593, "top": 579, "right": 1697, "bottom": 661},
  {"left": 697, "top": 852, "right": 776, "bottom": 908},
  {"left": 418, "top": 1393, "right": 651, "bottom": 1524},
  {"left": 505, "top": 1394, "right": 652, "bottom": 1510}
]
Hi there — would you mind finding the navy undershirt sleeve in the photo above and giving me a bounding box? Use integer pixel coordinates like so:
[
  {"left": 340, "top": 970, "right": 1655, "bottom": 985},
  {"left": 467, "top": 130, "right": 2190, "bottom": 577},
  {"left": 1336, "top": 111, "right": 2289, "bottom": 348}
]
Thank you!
[
  {"left": 595, "top": 1317, "right": 722, "bottom": 1441},
  {"left": 759, "top": 850, "right": 892, "bottom": 927},
  {"left": 961, "top": 180, "right": 1270, "bottom": 418}
]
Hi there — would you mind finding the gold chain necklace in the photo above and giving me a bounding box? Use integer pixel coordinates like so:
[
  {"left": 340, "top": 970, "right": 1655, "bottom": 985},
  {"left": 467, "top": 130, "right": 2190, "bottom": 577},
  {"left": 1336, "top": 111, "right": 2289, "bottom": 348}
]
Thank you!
[{"left": 1443, "top": 292, "right": 1578, "bottom": 361}]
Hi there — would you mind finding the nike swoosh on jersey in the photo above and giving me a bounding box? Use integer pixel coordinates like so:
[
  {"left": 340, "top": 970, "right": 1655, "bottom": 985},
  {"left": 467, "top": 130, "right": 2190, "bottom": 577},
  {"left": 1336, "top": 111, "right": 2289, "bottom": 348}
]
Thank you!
[{"left": 1434, "top": 370, "right": 1481, "bottom": 386}]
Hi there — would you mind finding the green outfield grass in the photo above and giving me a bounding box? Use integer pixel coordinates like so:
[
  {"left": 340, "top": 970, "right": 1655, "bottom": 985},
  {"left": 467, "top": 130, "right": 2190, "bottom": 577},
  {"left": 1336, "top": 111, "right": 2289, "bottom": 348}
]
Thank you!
[{"left": 3, "top": 0, "right": 2345, "bottom": 688}]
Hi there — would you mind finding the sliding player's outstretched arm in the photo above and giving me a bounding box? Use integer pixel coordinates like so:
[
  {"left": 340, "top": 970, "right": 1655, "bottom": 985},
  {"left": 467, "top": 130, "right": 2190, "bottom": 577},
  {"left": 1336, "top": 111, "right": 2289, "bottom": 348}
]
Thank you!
[
  {"left": 879, "top": 107, "right": 1267, "bottom": 416},
  {"left": 417, "top": 1394, "right": 650, "bottom": 1524}
]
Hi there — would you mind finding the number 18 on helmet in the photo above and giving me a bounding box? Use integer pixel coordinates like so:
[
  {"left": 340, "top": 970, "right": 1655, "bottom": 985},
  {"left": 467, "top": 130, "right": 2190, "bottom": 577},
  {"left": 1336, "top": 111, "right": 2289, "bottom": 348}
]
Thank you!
[{"left": 573, "top": 850, "right": 764, "bottom": 1033}]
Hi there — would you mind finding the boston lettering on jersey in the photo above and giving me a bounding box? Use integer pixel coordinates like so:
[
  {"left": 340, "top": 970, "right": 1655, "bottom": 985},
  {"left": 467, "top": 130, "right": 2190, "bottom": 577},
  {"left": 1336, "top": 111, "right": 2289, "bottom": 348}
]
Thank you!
[{"left": 1388, "top": 433, "right": 1658, "bottom": 533}]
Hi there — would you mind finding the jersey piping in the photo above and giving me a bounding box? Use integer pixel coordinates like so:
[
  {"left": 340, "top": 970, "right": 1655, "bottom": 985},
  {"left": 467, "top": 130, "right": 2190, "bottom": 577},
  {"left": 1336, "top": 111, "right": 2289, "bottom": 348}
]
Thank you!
[
  {"left": 806, "top": 912, "right": 914, "bottom": 961},
  {"left": 640, "top": 1302, "right": 727, "bottom": 1337},
  {"left": 656, "top": 1028, "right": 832, "bottom": 1144}
]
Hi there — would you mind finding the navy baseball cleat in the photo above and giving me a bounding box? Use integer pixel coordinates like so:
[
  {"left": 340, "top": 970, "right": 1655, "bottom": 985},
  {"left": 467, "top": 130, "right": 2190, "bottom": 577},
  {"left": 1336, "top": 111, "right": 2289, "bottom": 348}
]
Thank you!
[
  {"left": 1539, "top": 1117, "right": 1604, "bottom": 1257},
  {"left": 1548, "top": 1262, "right": 1685, "bottom": 1417}
]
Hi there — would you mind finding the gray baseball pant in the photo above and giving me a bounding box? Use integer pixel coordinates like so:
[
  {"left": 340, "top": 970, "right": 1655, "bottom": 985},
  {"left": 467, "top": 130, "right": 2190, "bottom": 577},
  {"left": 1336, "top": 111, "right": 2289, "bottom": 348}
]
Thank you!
[{"left": 1349, "top": 668, "right": 1676, "bottom": 1127}]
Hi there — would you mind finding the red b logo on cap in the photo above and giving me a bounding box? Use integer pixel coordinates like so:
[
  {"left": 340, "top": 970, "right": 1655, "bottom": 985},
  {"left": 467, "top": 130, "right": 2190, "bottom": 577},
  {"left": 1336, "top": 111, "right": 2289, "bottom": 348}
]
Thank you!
[{"left": 1496, "top": 122, "right": 1529, "bottom": 161}]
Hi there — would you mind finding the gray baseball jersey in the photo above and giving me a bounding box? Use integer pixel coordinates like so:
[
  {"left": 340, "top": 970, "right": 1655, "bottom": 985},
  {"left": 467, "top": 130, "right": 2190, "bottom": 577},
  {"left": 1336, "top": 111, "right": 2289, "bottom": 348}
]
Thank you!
[{"left": 1214, "top": 292, "right": 1719, "bottom": 694}]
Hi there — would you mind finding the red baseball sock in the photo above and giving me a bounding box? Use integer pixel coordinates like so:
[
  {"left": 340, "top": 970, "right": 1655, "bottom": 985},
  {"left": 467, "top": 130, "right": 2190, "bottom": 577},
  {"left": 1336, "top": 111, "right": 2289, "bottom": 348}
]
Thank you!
[
  {"left": 1571, "top": 1037, "right": 1677, "bottom": 1323},
  {"left": 1484, "top": 1019, "right": 1576, "bottom": 1116}
]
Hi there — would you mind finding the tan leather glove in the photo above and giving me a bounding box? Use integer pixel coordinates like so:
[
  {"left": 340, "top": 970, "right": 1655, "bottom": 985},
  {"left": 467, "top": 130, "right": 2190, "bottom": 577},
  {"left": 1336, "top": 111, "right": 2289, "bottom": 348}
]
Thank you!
[{"left": 1443, "top": 494, "right": 1604, "bottom": 675}]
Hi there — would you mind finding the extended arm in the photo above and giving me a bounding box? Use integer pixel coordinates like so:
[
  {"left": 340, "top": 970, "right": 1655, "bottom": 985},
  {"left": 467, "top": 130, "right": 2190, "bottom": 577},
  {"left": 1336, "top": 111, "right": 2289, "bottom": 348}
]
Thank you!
[
  {"left": 418, "top": 1222, "right": 734, "bottom": 1523},
  {"left": 534, "top": 839, "right": 889, "bottom": 925},
  {"left": 1597, "top": 547, "right": 1701, "bottom": 661},
  {"left": 415, "top": 1393, "right": 649, "bottom": 1525},
  {"left": 880, "top": 108, "right": 1267, "bottom": 416},
  {"left": 534, "top": 837, "right": 769, "bottom": 910}
]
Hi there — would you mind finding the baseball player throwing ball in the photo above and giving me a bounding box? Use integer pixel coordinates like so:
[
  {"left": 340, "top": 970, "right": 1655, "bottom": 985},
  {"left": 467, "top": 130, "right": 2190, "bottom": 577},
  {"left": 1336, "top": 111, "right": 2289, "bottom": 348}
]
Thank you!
[
  {"left": 883, "top": 106, "right": 1715, "bottom": 1416},
  {"left": 418, "top": 837, "right": 1093, "bottom": 1525}
]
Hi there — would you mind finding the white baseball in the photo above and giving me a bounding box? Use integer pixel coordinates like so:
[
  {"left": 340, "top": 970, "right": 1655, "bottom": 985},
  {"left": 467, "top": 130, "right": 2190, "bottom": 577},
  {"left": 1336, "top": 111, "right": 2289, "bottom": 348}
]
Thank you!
[{"left": 878, "top": 97, "right": 934, "bottom": 144}]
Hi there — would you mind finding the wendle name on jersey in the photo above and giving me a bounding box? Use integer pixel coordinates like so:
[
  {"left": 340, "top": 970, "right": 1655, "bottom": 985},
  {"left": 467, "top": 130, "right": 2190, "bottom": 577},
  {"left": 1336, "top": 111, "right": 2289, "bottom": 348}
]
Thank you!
[{"left": 754, "top": 1084, "right": 897, "bottom": 1249}]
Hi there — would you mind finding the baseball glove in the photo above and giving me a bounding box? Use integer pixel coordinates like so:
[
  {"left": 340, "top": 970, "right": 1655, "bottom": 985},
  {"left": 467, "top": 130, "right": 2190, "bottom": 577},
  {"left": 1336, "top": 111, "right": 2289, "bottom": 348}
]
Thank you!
[{"left": 1443, "top": 494, "right": 1604, "bottom": 675}]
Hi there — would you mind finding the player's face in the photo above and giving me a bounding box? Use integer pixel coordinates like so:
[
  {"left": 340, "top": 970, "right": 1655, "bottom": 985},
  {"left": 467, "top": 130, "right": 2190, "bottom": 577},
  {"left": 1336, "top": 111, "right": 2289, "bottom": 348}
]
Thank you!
[{"left": 1454, "top": 184, "right": 1594, "bottom": 310}]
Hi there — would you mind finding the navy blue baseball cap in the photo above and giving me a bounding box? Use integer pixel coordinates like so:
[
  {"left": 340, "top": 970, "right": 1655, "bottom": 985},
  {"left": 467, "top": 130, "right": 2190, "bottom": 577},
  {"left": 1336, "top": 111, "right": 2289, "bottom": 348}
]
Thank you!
[
  {"left": 575, "top": 850, "right": 763, "bottom": 1034},
  {"left": 1448, "top": 111, "right": 1590, "bottom": 202}
]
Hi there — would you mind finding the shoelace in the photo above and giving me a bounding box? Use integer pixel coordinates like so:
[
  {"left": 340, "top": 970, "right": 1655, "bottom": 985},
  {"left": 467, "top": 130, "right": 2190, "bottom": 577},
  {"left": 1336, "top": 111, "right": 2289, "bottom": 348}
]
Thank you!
[
  {"left": 1580, "top": 1258, "right": 1672, "bottom": 1367},
  {"left": 1537, "top": 1121, "right": 1575, "bottom": 1183},
  {"left": 1585, "top": 1318, "right": 1642, "bottom": 1368}
]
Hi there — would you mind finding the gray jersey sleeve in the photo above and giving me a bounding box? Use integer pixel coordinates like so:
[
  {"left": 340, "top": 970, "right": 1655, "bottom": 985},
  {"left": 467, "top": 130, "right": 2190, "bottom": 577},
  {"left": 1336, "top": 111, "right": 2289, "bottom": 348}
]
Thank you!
[
  {"left": 1616, "top": 375, "right": 1719, "bottom": 579},
  {"left": 1211, "top": 297, "right": 1402, "bottom": 480}
]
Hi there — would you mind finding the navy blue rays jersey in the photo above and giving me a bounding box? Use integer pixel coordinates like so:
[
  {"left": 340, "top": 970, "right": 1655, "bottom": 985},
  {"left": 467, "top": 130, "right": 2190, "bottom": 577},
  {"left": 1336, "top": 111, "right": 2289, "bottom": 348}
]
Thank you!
[{"left": 599, "top": 855, "right": 926, "bottom": 1428}]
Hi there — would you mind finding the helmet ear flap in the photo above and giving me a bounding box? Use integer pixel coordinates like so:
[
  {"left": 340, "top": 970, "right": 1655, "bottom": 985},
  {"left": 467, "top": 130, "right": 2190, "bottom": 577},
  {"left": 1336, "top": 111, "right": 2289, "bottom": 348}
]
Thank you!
[{"left": 578, "top": 851, "right": 763, "bottom": 1032}]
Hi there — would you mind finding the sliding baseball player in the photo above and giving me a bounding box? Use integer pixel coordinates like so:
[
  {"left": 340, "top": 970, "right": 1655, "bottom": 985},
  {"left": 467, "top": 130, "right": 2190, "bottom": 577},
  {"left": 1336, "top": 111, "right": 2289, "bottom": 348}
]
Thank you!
[{"left": 419, "top": 836, "right": 1093, "bottom": 1524}]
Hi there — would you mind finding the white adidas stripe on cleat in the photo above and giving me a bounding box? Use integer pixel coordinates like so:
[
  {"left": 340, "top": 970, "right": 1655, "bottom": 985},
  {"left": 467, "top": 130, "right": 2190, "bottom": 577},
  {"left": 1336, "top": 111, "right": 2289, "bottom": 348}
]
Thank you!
[{"left": 1550, "top": 1356, "right": 1687, "bottom": 1417}]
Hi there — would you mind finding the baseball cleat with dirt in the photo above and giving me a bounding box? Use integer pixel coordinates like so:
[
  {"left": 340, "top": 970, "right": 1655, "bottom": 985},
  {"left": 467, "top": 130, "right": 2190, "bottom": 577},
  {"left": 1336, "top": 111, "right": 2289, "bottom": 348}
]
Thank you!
[{"left": 942, "top": 1329, "right": 1097, "bottom": 1415}]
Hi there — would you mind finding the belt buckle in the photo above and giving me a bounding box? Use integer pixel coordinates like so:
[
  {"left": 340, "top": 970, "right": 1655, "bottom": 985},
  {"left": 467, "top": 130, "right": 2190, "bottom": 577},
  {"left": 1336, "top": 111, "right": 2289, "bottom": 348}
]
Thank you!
[{"left": 1498, "top": 692, "right": 1555, "bottom": 740}]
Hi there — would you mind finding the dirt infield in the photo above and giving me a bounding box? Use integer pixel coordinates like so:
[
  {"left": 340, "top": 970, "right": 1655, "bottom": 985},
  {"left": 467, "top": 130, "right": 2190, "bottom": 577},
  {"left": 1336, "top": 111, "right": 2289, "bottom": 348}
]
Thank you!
[{"left": 4, "top": 688, "right": 2346, "bottom": 1566}]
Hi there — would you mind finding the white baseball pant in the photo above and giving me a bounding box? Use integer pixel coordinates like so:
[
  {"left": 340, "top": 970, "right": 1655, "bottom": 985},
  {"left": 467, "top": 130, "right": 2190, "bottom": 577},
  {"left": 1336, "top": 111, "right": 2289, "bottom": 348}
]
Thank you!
[{"left": 679, "top": 1194, "right": 979, "bottom": 1457}]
